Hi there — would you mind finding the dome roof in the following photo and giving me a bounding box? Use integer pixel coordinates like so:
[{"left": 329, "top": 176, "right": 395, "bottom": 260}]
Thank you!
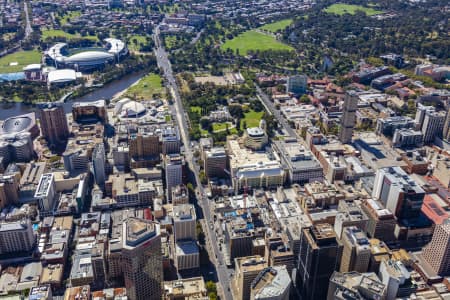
[
  {"left": 1, "top": 113, "right": 36, "bottom": 134},
  {"left": 65, "top": 51, "right": 114, "bottom": 63},
  {"left": 115, "top": 99, "right": 146, "bottom": 117}
]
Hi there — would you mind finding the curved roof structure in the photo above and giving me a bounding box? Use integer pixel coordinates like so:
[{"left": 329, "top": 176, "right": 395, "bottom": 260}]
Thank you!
[
  {"left": 114, "top": 98, "right": 146, "bottom": 118},
  {"left": 46, "top": 43, "right": 67, "bottom": 61},
  {"left": 1, "top": 113, "right": 36, "bottom": 135},
  {"left": 45, "top": 39, "right": 126, "bottom": 69},
  {"left": 247, "top": 127, "right": 265, "bottom": 137},
  {"left": 62, "top": 51, "right": 114, "bottom": 64},
  {"left": 105, "top": 38, "right": 126, "bottom": 55},
  {"left": 47, "top": 69, "right": 77, "bottom": 84}
]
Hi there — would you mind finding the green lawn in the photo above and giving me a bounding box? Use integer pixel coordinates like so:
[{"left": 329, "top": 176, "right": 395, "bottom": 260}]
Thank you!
[
  {"left": 260, "top": 19, "right": 293, "bottom": 33},
  {"left": 41, "top": 29, "right": 98, "bottom": 41},
  {"left": 240, "top": 110, "right": 264, "bottom": 129},
  {"left": 0, "top": 50, "right": 41, "bottom": 73},
  {"left": 128, "top": 35, "right": 148, "bottom": 51},
  {"left": 59, "top": 11, "right": 81, "bottom": 25},
  {"left": 324, "top": 4, "right": 383, "bottom": 16},
  {"left": 212, "top": 122, "right": 236, "bottom": 132},
  {"left": 190, "top": 106, "right": 202, "bottom": 114},
  {"left": 221, "top": 30, "right": 294, "bottom": 55},
  {"left": 125, "top": 73, "right": 164, "bottom": 100}
]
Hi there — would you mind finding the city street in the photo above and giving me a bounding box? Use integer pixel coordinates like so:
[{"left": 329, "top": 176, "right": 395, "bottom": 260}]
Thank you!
[{"left": 153, "top": 24, "right": 233, "bottom": 300}]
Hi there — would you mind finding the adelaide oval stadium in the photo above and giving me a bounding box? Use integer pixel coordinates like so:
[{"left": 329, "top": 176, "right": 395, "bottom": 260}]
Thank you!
[{"left": 44, "top": 38, "right": 128, "bottom": 71}]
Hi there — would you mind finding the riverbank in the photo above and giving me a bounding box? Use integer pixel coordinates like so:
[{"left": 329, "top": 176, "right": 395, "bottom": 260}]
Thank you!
[{"left": 0, "top": 71, "right": 148, "bottom": 119}]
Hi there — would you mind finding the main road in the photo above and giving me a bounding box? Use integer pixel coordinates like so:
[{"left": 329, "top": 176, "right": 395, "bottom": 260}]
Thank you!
[
  {"left": 153, "top": 24, "right": 233, "bottom": 300},
  {"left": 24, "top": 1, "right": 33, "bottom": 39},
  {"left": 255, "top": 84, "right": 297, "bottom": 138}
]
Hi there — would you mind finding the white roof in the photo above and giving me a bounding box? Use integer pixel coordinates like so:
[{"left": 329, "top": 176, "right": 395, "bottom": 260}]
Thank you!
[
  {"left": 104, "top": 38, "right": 126, "bottom": 54},
  {"left": 47, "top": 69, "right": 77, "bottom": 84},
  {"left": 64, "top": 51, "right": 114, "bottom": 63},
  {"left": 23, "top": 64, "right": 42, "bottom": 71},
  {"left": 114, "top": 99, "right": 146, "bottom": 117}
]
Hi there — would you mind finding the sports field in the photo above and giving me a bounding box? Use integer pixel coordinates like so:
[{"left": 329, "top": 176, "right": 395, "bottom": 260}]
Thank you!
[
  {"left": 324, "top": 4, "right": 382, "bottom": 16},
  {"left": 125, "top": 73, "right": 165, "bottom": 100},
  {"left": 0, "top": 50, "right": 41, "bottom": 73},
  {"left": 259, "top": 19, "right": 293, "bottom": 32},
  {"left": 221, "top": 30, "right": 294, "bottom": 55}
]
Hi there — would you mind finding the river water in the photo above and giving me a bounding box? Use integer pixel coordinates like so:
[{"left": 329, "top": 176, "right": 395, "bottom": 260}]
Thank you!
[{"left": 0, "top": 71, "right": 146, "bottom": 120}]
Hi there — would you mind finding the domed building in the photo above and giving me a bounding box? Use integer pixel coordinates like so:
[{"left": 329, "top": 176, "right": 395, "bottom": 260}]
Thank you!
[
  {"left": 243, "top": 120, "right": 268, "bottom": 151},
  {"left": 45, "top": 38, "right": 128, "bottom": 71},
  {"left": 114, "top": 98, "right": 147, "bottom": 118},
  {"left": 0, "top": 112, "right": 39, "bottom": 139}
]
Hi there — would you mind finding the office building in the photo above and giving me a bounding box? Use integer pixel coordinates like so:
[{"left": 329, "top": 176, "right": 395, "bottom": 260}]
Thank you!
[
  {"left": 175, "top": 240, "right": 200, "bottom": 271},
  {"left": 376, "top": 116, "right": 415, "bottom": 137},
  {"left": 34, "top": 173, "right": 56, "bottom": 212},
  {"left": 0, "top": 132, "right": 34, "bottom": 164},
  {"left": 163, "top": 277, "right": 208, "bottom": 299},
  {"left": 121, "top": 218, "right": 162, "bottom": 300},
  {"left": 392, "top": 128, "right": 423, "bottom": 148},
  {"left": 334, "top": 200, "right": 368, "bottom": 240},
  {"left": 340, "top": 227, "right": 371, "bottom": 273},
  {"left": 379, "top": 259, "right": 415, "bottom": 300},
  {"left": 443, "top": 107, "right": 450, "bottom": 142},
  {"left": 161, "top": 125, "right": 181, "bottom": 155},
  {"left": 297, "top": 223, "right": 343, "bottom": 300},
  {"left": 173, "top": 204, "right": 196, "bottom": 241},
  {"left": 415, "top": 104, "right": 435, "bottom": 127},
  {"left": 228, "top": 140, "right": 284, "bottom": 191},
  {"left": 415, "top": 104, "right": 446, "bottom": 143},
  {"left": 164, "top": 154, "right": 184, "bottom": 202},
  {"left": 421, "top": 110, "right": 446, "bottom": 143},
  {"left": 422, "top": 224, "right": 450, "bottom": 276},
  {"left": 204, "top": 147, "right": 227, "bottom": 178},
  {"left": 265, "top": 236, "right": 295, "bottom": 276},
  {"left": 250, "top": 266, "right": 291, "bottom": 300},
  {"left": 286, "top": 74, "right": 307, "bottom": 95},
  {"left": 339, "top": 91, "right": 358, "bottom": 144},
  {"left": 372, "top": 166, "right": 425, "bottom": 223},
  {"left": 0, "top": 218, "right": 35, "bottom": 254},
  {"left": 0, "top": 174, "right": 20, "bottom": 208},
  {"left": 72, "top": 100, "right": 108, "bottom": 124},
  {"left": 38, "top": 102, "right": 69, "bottom": 145},
  {"left": 273, "top": 139, "right": 323, "bottom": 184},
  {"left": 171, "top": 184, "right": 189, "bottom": 206},
  {"left": 92, "top": 143, "right": 106, "bottom": 188},
  {"left": 233, "top": 256, "right": 267, "bottom": 300},
  {"left": 129, "top": 130, "right": 161, "bottom": 167},
  {"left": 327, "top": 271, "right": 386, "bottom": 300},
  {"left": 244, "top": 127, "right": 268, "bottom": 151},
  {"left": 368, "top": 239, "right": 390, "bottom": 273},
  {"left": 225, "top": 218, "right": 255, "bottom": 261},
  {"left": 63, "top": 148, "right": 90, "bottom": 174},
  {"left": 28, "top": 285, "right": 53, "bottom": 300},
  {"left": 361, "top": 199, "right": 396, "bottom": 242}
]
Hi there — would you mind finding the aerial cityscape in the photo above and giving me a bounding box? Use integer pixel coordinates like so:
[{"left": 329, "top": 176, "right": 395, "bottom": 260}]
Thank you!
[{"left": 0, "top": 0, "right": 448, "bottom": 299}]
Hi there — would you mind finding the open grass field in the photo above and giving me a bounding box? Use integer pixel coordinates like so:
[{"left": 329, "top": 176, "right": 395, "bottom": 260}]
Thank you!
[
  {"left": 221, "top": 30, "right": 294, "bottom": 55},
  {"left": 128, "top": 35, "right": 148, "bottom": 51},
  {"left": 324, "top": 4, "right": 382, "bottom": 16},
  {"left": 260, "top": 19, "right": 293, "bottom": 33},
  {"left": 124, "top": 73, "right": 165, "bottom": 100},
  {"left": 59, "top": 11, "right": 82, "bottom": 25},
  {"left": 212, "top": 122, "right": 237, "bottom": 132},
  {"left": 240, "top": 110, "right": 264, "bottom": 129},
  {"left": 0, "top": 50, "right": 41, "bottom": 73},
  {"left": 41, "top": 29, "right": 98, "bottom": 41}
]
